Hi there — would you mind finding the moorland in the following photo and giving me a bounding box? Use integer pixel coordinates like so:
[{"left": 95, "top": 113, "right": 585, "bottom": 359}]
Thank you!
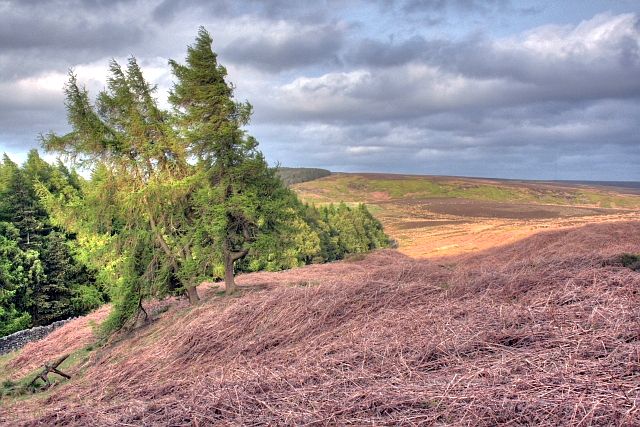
[
  {"left": 2, "top": 172, "right": 640, "bottom": 425},
  {"left": 294, "top": 172, "right": 640, "bottom": 257}
]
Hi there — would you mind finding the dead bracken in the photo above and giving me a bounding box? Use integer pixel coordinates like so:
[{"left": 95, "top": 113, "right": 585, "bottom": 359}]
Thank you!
[{"left": 2, "top": 221, "right": 640, "bottom": 426}]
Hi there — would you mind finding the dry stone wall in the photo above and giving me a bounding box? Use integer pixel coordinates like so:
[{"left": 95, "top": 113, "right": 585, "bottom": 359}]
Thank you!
[{"left": 0, "top": 318, "right": 74, "bottom": 355}]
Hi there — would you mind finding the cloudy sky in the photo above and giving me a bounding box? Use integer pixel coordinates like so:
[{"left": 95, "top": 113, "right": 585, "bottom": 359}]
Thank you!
[{"left": 1, "top": 0, "right": 639, "bottom": 180}]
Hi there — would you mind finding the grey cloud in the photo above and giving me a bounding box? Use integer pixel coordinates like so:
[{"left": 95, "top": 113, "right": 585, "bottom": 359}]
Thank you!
[
  {"left": 150, "top": 0, "right": 447, "bottom": 24},
  {"left": 152, "top": 0, "right": 338, "bottom": 24},
  {"left": 401, "top": 0, "right": 509, "bottom": 14},
  {"left": 0, "top": 0, "right": 148, "bottom": 80},
  {"left": 0, "top": 15, "right": 143, "bottom": 51},
  {"left": 272, "top": 13, "right": 640, "bottom": 127},
  {"left": 348, "top": 13, "right": 640, "bottom": 99},
  {"left": 371, "top": 0, "right": 539, "bottom": 29},
  {"left": 254, "top": 99, "right": 640, "bottom": 179},
  {"left": 0, "top": 84, "right": 68, "bottom": 153},
  {"left": 152, "top": 0, "right": 231, "bottom": 23},
  {"left": 347, "top": 36, "right": 427, "bottom": 67},
  {"left": 1, "top": 1, "right": 639, "bottom": 180},
  {"left": 0, "top": 0, "right": 149, "bottom": 157},
  {"left": 221, "top": 23, "right": 345, "bottom": 71},
  {"left": 12, "top": 0, "right": 137, "bottom": 8},
  {"left": 397, "top": 0, "right": 543, "bottom": 18},
  {"left": 1, "top": 0, "right": 145, "bottom": 50}
]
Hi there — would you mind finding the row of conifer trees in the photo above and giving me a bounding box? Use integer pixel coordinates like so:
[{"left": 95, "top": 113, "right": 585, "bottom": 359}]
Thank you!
[{"left": 0, "top": 152, "right": 104, "bottom": 336}]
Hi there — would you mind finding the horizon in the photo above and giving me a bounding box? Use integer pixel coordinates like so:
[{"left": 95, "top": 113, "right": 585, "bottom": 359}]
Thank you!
[
  {"left": 4, "top": 151, "right": 640, "bottom": 186},
  {"left": 316, "top": 170, "right": 640, "bottom": 188},
  {"left": 1, "top": 0, "right": 639, "bottom": 180}
]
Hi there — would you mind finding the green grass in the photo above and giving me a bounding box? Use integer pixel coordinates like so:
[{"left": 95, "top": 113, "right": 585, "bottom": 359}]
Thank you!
[
  {"left": 350, "top": 176, "right": 562, "bottom": 203},
  {"left": 0, "top": 352, "right": 18, "bottom": 384},
  {"left": 295, "top": 174, "right": 640, "bottom": 209},
  {"left": 364, "top": 203, "right": 384, "bottom": 215},
  {"left": 575, "top": 191, "right": 640, "bottom": 209},
  {"left": 0, "top": 346, "right": 95, "bottom": 401},
  {"left": 619, "top": 254, "right": 640, "bottom": 271}
]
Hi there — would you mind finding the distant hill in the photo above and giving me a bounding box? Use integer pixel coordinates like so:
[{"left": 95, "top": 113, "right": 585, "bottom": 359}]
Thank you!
[
  {"left": 275, "top": 167, "right": 331, "bottom": 186},
  {"left": 292, "top": 172, "right": 640, "bottom": 209},
  {"left": 290, "top": 172, "right": 640, "bottom": 258},
  {"left": 548, "top": 180, "right": 640, "bottom": 195}
]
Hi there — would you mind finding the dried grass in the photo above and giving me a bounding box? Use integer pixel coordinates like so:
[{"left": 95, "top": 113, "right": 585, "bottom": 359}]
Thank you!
[
  {"left": 6, "top": 305, "right": 111, "bottom": 380},
  {"left": 3, "top": 221, "right": 640, "bottom": 426}
]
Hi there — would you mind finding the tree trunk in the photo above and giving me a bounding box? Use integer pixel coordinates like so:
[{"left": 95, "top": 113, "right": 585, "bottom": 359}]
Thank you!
[
  {"left": 186, "top": 285, "right": 200, "bottom": 304},
  {"left": 224, "top": 253, "right": 236, "bottom": 294}
]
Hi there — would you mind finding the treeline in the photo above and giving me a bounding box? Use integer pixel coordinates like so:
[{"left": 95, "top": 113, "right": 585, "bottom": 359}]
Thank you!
[
  {"left": 0, "top": 151, "right": 104, "bottom": 337},
  {"left": 0, "top": 150, "right": 386, "bottom": 338},
  {"left": 237, "top": 202, "right": 389, "bottom": 273},
  {"left": 0, "top": 28, "right": 390, "bottom": 336},
  {"left": 276, "top": 167, "right": 331, "bottom": 186}
]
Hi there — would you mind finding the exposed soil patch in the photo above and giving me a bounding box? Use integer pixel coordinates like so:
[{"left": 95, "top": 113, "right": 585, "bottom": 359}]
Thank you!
[
  {"left": 419, "top": 198, "right": 616, "bottom": 219},
  {"left": 329, "top": 195, "right": 639, "bottom": 258},
  {"left": 367, "top": 191, "right": 391, "bottom": 201},
  {"left": 396, "top": 219, "right": 468, "bottom": 229}
]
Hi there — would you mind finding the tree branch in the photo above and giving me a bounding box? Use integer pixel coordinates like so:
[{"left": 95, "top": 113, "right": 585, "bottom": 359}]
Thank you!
[
  {"left": 147, "top": 202, "right": 180, "bottom": 272},
  {"left": 230, "top": 248, "right": 249, "bottom": 262},
  {"left": 241, "top": 221, "right": 256, "bottom": 243}
]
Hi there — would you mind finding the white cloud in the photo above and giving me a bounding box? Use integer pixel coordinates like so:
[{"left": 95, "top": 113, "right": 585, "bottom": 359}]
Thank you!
[
  {"left": 514, "top": 12, "right": 639, "bottom": 58},
  {"left": 346, "top": 145, "right": 384, "bottom": 154}
]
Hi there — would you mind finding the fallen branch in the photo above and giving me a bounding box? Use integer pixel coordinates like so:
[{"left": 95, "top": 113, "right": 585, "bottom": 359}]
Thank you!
[{"left": 28, "top": 353, "right": 71, "bottom": 389}]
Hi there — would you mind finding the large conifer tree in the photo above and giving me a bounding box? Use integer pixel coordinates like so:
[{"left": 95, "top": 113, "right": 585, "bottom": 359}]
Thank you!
[
  {"left": 38, "top": 28, "right": 389, "bottom": 333},
  {"left": 169, "top": 27, "right": 293, "bottom": 293},
  {"left": 41, "top": 58, "right": 206, "bottom": 331}
]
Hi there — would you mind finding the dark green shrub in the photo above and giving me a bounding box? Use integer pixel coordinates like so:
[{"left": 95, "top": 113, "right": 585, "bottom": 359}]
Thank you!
[{"left": 619, "top": 253, "right": 640, "bottom": 271}]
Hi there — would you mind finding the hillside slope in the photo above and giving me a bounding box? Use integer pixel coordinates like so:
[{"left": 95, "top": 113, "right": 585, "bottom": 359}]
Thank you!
[
  {"left": 294, "top": 173, "right": 640, "bottom": 208},
  {"left": 293, "top": 173, "right": 640, "bottom": 257},
  {"left": 2, "top": 221, "right": 640, "bottom": 426}
]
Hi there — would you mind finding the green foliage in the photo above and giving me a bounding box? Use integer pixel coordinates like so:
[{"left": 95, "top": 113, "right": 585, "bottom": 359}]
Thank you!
[
  {"left": 228, "top": 201, "right": 388, "bottom": 276},
  {"left": 0, "top": 153, "right": 49, "bottom": 250},
  {"left": 99, "top": 276, "right": 142, "bottom": 336},
  {"left": 0, "top": 222, "right": 35, "bottom": 336},
  {"left": 169, "top": 27, "right": 253, "bottom": 162},
  {"left": 0, "top": 152, "right": 103, "bottom": 337},
  {"left": 31, "top": 231, "right": 99, "bottom": 325},
  {"left": 619, "top": 253, "right": 640, "bottom": 271},
  {"left": 168, "top": 27, "right": 312, "bottom": 293},
  {"left": 41, "top": 56, "right": 204, "bottom": 332},
  {"left": 306, "top": 203, "right": 389, "bottom": 263},
  {"left": 38, "top": 27, "right": 391, "bottom": 333}
]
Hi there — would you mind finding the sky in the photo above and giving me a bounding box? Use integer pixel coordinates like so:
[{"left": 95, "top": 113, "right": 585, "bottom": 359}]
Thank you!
[{"left": 1, "top": 0, "right": 639, "bottom": 180}]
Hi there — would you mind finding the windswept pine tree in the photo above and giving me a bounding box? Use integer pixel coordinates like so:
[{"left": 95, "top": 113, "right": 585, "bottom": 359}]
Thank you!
[
  {"left": 41, "top": 59, "right": 210, "bottom": 334},
  {"left": 168, "top": 27, "right": 299, "bottom": 294},
  {"left": 39, "top": 28, "right": 389, "bottom": 332}
]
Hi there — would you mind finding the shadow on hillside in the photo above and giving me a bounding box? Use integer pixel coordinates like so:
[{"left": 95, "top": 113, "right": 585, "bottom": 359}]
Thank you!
[{"left": 430, "top": 219, "right": 640, "bottom": 264}]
